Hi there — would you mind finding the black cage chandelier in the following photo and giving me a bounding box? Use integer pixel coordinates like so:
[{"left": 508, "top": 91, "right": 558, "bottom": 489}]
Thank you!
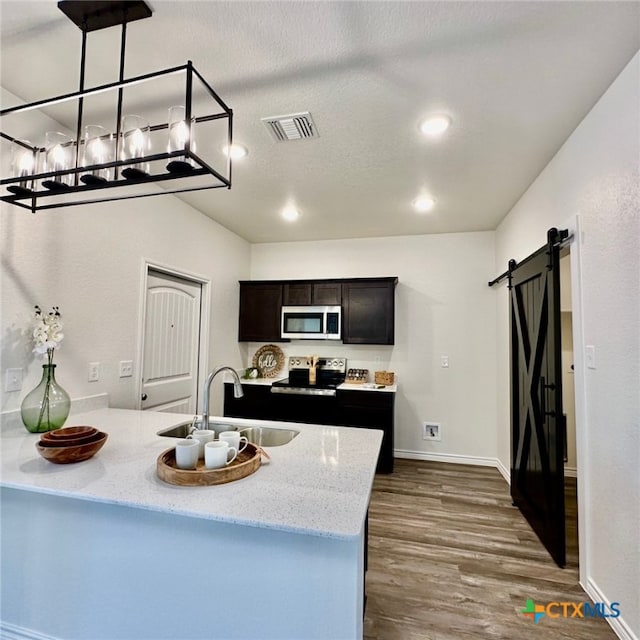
[{"left": 1, "top": 0, "right": 233, "bottom": 213}]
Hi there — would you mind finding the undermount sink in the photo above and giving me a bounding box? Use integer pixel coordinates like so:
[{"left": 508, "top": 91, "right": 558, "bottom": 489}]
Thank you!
[
  {"left": 238, "top": 427, "right": 300, "bottom": 447},
  {"left": 157, "top": 421, "right": 239, "bottom": 439},
  {"left": 157, "top": 422, "right": 299, "bottom": 447}
]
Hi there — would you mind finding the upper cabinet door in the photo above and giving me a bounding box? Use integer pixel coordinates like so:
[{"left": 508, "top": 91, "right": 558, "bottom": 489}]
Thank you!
[
  {"left": 238, "top": 282, "right": 285, "bottom": 342},
  {"left": 342, "top": 279, "right": 397, "bottom": 344},
  {"left": 283, "top": 282, "right": 342, "bottom": 306},
  {"left": 283, "top": 283, "right": 312, "bottom": 306},
  {"left": 312, "top": 282, "right": 342, "bottom": 305}
]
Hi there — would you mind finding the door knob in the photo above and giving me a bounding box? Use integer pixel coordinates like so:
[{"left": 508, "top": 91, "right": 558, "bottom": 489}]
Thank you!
[{"left": 141, "top": 393, "right": 148, "bottom": 401}]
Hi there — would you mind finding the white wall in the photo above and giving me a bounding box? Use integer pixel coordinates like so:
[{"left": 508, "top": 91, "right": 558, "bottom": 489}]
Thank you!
[
  {"left": 495, "top": 53, "right": 639, "bottom": 637},
  {"left": 251, "top": 232, "right": 498, "bottom": 463},
  {"left": 1, "top": 199, "right": 250, "bottom": 416},
  {"left": 0, "top": 91, "right": 251, "bottom": 418}
]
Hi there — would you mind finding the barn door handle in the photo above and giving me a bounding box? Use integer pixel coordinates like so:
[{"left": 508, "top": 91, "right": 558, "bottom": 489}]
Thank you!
[
  {"left": 141, "top": 393, "right": 148, "bottom": 401},
  {"left": 540, "top": 377, "right": 556, "bottom": 419}
]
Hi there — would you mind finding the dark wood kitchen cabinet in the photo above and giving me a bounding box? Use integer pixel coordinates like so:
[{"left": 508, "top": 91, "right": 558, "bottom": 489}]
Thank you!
[
  {"left": 224, "top": 383, "right": 336, "bottom": 425},
  {"left": 239, "top": 276, "right": 397, "bottom": 344},
  {"left": 283, "top": 281, "right": 342, "bottom": 306},
  {"left": 224, "top": 383, "right": 276, "bottom": 420},
  {"left": 224, "top": 382, "right": 395, "bottom": 473},
  {"left": 238, "top": 281, "right": 285, "bottom": 342},
  {"left": 342, "top": 278, "right": 397, "bottom": 344},
  {"left": 336, "top": 390, "right": 395, "bottom": 473}
]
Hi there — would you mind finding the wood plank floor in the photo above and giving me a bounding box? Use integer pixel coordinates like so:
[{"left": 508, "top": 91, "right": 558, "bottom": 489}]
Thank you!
[{"left": 363, "top": 459, "right": 615, "bottom": 640}]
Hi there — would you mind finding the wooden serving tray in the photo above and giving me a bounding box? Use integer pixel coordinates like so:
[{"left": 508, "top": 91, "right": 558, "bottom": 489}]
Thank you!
[{"left": 157, "top": 442, "right": 262, "bottom": 486}]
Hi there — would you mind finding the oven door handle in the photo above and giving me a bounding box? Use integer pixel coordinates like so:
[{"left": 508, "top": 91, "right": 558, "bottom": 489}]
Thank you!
[{"left": 270, "top": 387, "right": 336, "bottom": 397}]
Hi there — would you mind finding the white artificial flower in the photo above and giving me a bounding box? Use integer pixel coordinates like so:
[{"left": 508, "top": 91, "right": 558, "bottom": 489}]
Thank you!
[{"left": 30, "top": 306, "right": 64, "bottom": 357}]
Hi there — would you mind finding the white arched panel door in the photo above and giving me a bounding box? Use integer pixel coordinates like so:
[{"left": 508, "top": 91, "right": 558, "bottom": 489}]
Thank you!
[{"left": 141, "top": 270, "right": 202, "bottom": 413}]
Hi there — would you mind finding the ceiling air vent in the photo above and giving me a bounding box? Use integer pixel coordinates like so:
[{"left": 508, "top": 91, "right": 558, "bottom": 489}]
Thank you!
[{"left": 261, "top": 112, "right": 319, "bottom": 142}]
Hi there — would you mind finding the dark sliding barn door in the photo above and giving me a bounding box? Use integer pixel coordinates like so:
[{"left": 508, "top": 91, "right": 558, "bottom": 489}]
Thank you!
[{"left": 510, "top": 228, "right": 566, "bottom": 568}]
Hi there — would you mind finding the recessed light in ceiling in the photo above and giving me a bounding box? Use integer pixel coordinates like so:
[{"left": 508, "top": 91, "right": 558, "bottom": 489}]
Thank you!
[
  {"left": 282, "top": 206, "right": 301, "bottom": 222},
  {"left": 413, "top": 196, "right": 436, "bottom": 213},
  {"left": 419, "top": 115, "right": 451, "bottom": 137},
  {"left": 223, "top": 144, "right": 248, "bottom": 159}
]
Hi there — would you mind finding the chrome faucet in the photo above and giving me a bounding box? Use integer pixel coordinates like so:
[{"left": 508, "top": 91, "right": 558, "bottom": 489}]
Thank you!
[{"left": 200, "top": 366, "right": 244, "bottom": 431}]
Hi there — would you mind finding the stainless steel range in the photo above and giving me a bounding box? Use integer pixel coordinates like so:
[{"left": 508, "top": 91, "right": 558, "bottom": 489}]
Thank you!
[{"left": 271, "top": 357, "right": 346, "bottom": 397}]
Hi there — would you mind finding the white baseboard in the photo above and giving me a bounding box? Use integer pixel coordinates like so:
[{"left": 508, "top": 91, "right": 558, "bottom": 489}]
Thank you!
[
  {"left": 394, "top": 448, "right": 510, "bottom": 482},
  {"left": 582, "top": 577, "right": 637, "bottom": 640},
  {"left": 495, "top": 458, "right": 510, "bottom": 483},
  {"left": 0, "top": 621, "right": 61, "bottom": 640},
  {"left": 394, "top": 450, "right": 574, "bottom": 486}
]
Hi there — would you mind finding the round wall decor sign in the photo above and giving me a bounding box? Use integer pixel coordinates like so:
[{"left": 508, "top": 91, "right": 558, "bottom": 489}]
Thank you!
[{"left": 252, "top": 344, "right": 285, "bottom": 378}]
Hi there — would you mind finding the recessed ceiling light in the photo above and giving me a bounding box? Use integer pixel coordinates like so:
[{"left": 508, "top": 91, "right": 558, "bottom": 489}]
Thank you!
[
  {"left": 222, "top": 143, "right": 248, "bottom": 159},
  {"left": 413, "top": 196, "right": 436, "bottom": 213},
  {"left": 282, "top": 206, "right": 301, "bottom": 222},
  {"left": 419, "top": 115, "right": 451, "bottom": 137}
]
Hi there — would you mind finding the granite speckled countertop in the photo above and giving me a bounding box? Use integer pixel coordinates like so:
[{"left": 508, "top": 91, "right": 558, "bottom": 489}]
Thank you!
[
  {"left": 0, "top": 408, "right": 382, "bottom": 539},
  {"left": 238, "top": 376, "right": 398, "bottom": 392}
]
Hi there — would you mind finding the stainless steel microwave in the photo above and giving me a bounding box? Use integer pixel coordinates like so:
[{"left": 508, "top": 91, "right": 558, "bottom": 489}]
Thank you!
[{"left": 281, "top": 305, "right": 341, "bottom": 340}]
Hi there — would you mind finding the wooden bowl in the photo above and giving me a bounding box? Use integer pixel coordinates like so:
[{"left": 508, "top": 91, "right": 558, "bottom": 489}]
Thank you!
[
  {"left": 36, "top": 431, "right": 108, "bottom": 464},
  {"left": 44, "top": 426, "right": 98, "bottom": 440},
  {"left": 41, "top": 427, "right": 99, "bottom": 446}
]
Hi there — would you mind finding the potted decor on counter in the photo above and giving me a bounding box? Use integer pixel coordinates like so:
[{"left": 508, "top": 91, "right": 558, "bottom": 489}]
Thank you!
[{"left": 20, "top": 305, "right": 70, "bottom": 433}]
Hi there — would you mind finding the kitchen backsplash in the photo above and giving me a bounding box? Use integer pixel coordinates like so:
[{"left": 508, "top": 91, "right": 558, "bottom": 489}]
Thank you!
[{"left": 245, "top": 342, "right": 395, "bottom": 382}]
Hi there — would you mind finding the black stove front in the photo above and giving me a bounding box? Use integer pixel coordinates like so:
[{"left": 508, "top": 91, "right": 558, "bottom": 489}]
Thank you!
[{"left": 271, "top": 357, "right": 346, "bottom": 396}]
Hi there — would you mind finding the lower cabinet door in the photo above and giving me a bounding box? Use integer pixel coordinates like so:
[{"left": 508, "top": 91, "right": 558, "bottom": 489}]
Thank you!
[
  {"left": 336, "top": 391, "right": 395, "bottom": 473},
  {"left": 223, "top": 384, "right": 274, "bottom": 420}
]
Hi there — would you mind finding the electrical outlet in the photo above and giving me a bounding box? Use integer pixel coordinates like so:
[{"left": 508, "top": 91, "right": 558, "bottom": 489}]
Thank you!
[
  {"left": 119, "top": 360, "right": 133, "bottom": 378},
  {"left": 88, "top": 362, "right": 100, "bottom": 382},
  {"left": 4, "top": 368, "right": 23, "bottom": 392},
  {"left": 423, "top": 422, "right": 442, "bottom": 441}
]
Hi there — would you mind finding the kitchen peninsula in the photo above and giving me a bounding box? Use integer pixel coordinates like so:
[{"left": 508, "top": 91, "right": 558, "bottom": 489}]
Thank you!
[{"left": 0, "top": 407, "right": 382, "bottom": 640}]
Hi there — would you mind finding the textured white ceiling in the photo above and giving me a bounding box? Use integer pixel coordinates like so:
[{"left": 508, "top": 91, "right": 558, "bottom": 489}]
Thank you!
[{"left": 1, "top": 1, "right": 639, "bottom": 242}]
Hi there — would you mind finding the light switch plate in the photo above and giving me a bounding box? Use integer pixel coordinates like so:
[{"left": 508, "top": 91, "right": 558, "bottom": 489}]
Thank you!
[
  {"left": 88, "top": 362, "right": 100, "bottom": 382},
  {"left": 585, "top": 345, "right": 596, "bottom": 369},
  {"left": 440, "top": 355, "right": 449, "bottom": 368}
]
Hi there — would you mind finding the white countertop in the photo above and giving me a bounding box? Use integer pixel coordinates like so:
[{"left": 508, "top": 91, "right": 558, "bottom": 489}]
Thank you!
[
  {"left": 238, "top": 377, "right": 398, "bottom": 392},
  {"left": 337, "top": 382, "right": 397, "bottom": 392},
  {"left": 0, "top": 408, "right": 382, "bottom": 540}
]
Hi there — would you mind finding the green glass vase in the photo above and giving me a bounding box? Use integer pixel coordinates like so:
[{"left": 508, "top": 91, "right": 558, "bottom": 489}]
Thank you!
[{"left": 20, "top": 364, "right": 71, "bottom": 433}]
